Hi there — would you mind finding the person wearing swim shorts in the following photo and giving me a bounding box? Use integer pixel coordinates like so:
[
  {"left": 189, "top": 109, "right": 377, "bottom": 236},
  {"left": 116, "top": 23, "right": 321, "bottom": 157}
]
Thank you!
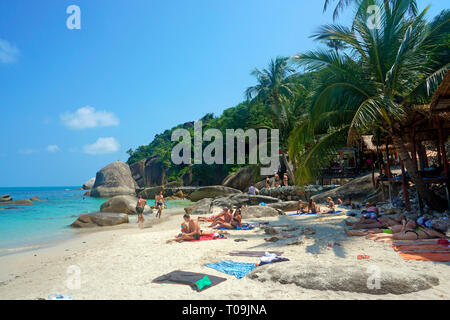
[
  {"left": 155, "top": 191, "right": 167, "bottom": 219},
  {"left": 136, "top": 195, "right": 147, "bottom": 228},
  {"left": 166, "top": 214, "right": 201, "bottom": 243}
]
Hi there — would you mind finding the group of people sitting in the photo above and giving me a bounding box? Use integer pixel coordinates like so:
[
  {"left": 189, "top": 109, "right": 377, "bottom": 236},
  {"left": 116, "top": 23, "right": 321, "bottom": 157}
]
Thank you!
[
  {"left": 296, "top": 197, "right": 337, "bottom": 214},
  {"left": 344, "top": 208, "right": 448, "bottom": 240},
  {"left": 265, "top": 173, "right": 289, "bottom": 188},
  {"left": 167, "top": 206, "right": 247, "bottom": 243}
]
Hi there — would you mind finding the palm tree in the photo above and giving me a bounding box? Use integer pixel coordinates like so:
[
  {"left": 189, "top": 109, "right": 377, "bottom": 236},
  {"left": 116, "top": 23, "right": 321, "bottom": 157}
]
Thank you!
[
  {"left": 323, "top": 0, "right": 418, "bottom": 21},
  {"left": 293, "top": 0, "right": 450, "bottom": 211},
  {"left": 245, "top": 56, "right": 300, "bottom": 182},
  {"left": 324, "top": 39, "right": 348, "bottom": 55}
]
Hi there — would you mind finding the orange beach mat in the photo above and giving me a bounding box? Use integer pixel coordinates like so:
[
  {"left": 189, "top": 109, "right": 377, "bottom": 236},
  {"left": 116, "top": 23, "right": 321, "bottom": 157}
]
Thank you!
[
  {"left": 393, "top": 244, "right": 450, "bottom": 252},
  {"left": 398, "top": 251, "right": 450, "bottom": 262}
]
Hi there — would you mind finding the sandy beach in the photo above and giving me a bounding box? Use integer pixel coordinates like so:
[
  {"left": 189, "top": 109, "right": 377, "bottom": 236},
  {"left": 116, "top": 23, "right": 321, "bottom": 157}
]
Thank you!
[{"left": 0, "top": 207, "right": 448, "bottom": 300}]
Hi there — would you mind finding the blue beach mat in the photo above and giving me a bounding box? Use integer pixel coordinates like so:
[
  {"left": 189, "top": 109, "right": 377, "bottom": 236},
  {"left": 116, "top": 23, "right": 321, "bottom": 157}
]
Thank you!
[
  {"left": 205, "top": 260, "right": 257, "bottom": 279},
  {"left": 218, "top": 225, "right": 254, "bottom": 231},
  {"left": 288, "top": 210, "right": 342, "bottom": 216}
]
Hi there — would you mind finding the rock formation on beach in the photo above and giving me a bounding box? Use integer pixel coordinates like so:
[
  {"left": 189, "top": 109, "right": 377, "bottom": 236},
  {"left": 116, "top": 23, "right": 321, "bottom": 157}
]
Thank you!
[
  {"left": 82, "top": 177, "right": 96, "bottom": 190},
  {"left": 247, "top": 263, "right": 439, "bottom": 295},
  {"left": 90, "top": 161, "right": 138, "bottom": 198},
  {"left": 100, "top": 195, "right": 151, "bottom": 215},
  {"left": 189, "top": 186, "right": 242, "bottom": 202},
  {"left": 0, "top": 195, "right": 12, "bottom": 202},
  {"left": 222, "top": 165, "right": 261, "bottom": 192},
  {"left": 0, "top": 199, "right": 34, "bottom": 206},
  {"left": 71, "top": 212, "right": 129, "bottom": 228}
]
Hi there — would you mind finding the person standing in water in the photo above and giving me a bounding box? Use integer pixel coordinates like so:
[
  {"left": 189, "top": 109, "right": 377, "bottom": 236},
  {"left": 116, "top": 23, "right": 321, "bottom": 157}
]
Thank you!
[
  {"left": 136, "top": 195, "right": 147, "bottom": 228},
  {"left": 155, "top": 191, "right": 167, "bottom": 219}
]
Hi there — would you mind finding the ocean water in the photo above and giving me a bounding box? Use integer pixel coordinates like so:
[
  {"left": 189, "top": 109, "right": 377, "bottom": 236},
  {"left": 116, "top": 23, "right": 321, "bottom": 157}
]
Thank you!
[{"left": 0, "top": 187, "right": 191, "bottom": 254}]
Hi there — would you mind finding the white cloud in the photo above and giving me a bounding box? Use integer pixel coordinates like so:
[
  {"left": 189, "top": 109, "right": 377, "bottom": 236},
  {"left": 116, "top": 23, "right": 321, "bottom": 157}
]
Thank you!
[
  {"left": 0, "top": 39, "right": 19, "bottom": 64},
  {"left": 60, "top": 106, "right": 119, "bottom": 130},
  {"left": 83, "top": 137, "right": 120, "bottom": 155},
  {"left": 18, "top": 148, "right": 36, "bottom": 155},
  {"left": 46, "top": 145, "right": 60, "bottom": 152}
]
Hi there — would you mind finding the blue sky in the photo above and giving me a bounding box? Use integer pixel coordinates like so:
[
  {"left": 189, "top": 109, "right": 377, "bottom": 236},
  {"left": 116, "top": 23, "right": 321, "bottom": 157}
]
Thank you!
[{"left": 0, "top": 0, "right": 448, "bottom": 187}]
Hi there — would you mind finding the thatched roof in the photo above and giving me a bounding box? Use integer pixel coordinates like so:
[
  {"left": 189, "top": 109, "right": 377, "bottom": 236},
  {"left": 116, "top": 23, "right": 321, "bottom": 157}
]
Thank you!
[{"left": 430, "top": 70, "right": 450, "bottom": 115}]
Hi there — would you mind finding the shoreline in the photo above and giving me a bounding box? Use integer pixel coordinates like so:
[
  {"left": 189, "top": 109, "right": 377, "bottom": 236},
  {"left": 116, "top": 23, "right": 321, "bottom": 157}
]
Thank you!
[{"left": 0, "top": 207, "right": 449, "bottom": 300}]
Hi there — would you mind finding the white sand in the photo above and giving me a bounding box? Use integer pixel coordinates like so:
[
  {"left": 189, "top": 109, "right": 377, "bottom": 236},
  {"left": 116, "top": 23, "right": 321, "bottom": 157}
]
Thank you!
[{"left": 0, "top": 208, "right": 449, "bottom": 300}]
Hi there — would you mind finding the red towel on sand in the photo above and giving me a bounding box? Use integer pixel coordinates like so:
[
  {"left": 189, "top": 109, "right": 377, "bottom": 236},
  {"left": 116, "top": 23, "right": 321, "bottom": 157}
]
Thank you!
[{"left": 189, "top": 233, "right": 227, "bottom": 242}]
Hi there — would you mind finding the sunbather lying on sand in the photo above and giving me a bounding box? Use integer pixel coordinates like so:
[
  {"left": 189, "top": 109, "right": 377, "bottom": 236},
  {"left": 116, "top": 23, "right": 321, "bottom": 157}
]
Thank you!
[
  {"left": 213, "top": 208, "right": 242, "bottom": 230},
  {"left": 344, "top": 217, "right": 415, "bottom": 237},
  {"left": 344, "top": 213, "right": 406, "bottom": 229},
  {"left": 321, "top": 197, "right": 335, "bottom": 214}
]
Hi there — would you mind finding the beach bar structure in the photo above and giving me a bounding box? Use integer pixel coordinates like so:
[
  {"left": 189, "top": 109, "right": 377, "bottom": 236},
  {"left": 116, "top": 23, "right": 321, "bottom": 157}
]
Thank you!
[
  {"left": 318, "top": 147, "right": 359, "bottom": 185},
  {"left": 374, "top": 71, "right": 450, "bottom": 213}
]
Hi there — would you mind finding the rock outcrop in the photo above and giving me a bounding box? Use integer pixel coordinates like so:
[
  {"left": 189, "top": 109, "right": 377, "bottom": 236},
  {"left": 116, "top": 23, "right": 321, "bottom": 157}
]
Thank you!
[
  {"left": 247, "top": 263, "right": 439, "bottom": 295},
  {"left": 189, "top": 186, "right": 242, "bottom": 202},
  {"left": 241, "top": 206, "right": 283, "bottom": 218},
  {"left": 0, "top": 199, "right": 34, "bottom": 206},
  {"left": 129, "top": 156, "right": 169, "bottom": 188},
  {"left": 82, "top": 178, "right": 96, "bottom": 190},
  {"left": 222, "top": 166, "right": 261, "bottom": 192},
  {"left": 0, "top": 195, "right": 12, "bottom": 202},
  {"left": 90, "top": 161, "right": 138, "bottom": 198},
  {"left": 30, "top": 196, "right": 41, "bottom": 201},
  {"left": 100, "top": 195, "right": 151, "bottom": 215},
  {"left": 267, "top": 201, "right": 298, "bottom": 212},
  {"left": 311, "top": 173, "right": 376, "bottom": 203},
  {"left": 71, "top": 212, "right": 129, "bottom": 228}
]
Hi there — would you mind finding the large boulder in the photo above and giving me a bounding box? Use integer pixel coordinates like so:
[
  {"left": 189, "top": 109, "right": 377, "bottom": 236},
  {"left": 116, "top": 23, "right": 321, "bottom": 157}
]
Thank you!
[
  {"left": 138, "top": 186, "right": 163, "bottom": 199},
  {"left": 184, "top": 198, "right": 213, "bottom": 215},
  {"left": 82, "top": 177, "right": 96, "bottom": 190},
  {"left": 71, "top": 212, "right": 129, "bottom": 228},
  {"left": 129, "top": 159, "right": 146, "bottom": 188},
  {"left": 247, "top": 263, "right": 439, "bottom": 295},
  {"left": 267, "top": 201, "right": 298, "bottom": 212},
  {"left": 222, "top": 166, "right": 261, "bottom": 192},
  {"left": 90, "top": 161, "right": 138, "bottom": 198},
  {"left": 100, "top": 195, "right": 151, "bottom": 215},
  {"left": 0, "top": 199, "right": 34, "bottom": 206},
  {"left": 189, "top": 186, "right": 242, "bottom": 202},
  {"left": 0, "top": 195, "right": 12, "bottom": 202},
  {"left": 241, "top": 206, "right": 283, "bottom": 219},
  {"left": 30, "top": 196, "right": 41, "bottom": 201},
  {"left": 312, "top": 173, "right": 376, "bottom": 203}
]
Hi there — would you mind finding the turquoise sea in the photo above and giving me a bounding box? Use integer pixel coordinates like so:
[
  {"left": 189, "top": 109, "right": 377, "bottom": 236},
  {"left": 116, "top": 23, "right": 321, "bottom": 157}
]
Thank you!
[{"left": 0, "top": 187, "right": 191, "bottom": 254}]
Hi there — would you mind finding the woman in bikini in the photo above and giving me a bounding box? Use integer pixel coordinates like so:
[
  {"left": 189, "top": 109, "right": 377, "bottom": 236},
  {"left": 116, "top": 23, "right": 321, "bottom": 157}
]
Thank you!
[
  {"left": 307, "top": 198, "right": 319, "bottom": 214},
  {"left": 322, "top": 197, "right": 335, "bottom": 214},
  {"left": 213, "top": 208, "right": 242, "bottom": 230},
  {"left": 369, "top": 224, "right": 446, "bottom": 241},
  {"left": 208, "top": 207, "right": 233, "bottom": 228}
]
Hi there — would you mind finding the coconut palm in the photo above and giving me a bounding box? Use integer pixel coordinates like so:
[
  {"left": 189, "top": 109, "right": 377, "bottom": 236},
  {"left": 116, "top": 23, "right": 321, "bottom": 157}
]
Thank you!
[
  {"left": 245, "top": 56, "right": 301, "bottom": 182},
  {"left": 293, "top": 0, "right": 450, "bottom": 210}
]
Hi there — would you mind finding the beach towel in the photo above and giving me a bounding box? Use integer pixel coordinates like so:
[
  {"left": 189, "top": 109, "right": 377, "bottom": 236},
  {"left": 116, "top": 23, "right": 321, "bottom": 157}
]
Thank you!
[
  {"left": 229, "top": 251, "right": 284, "bottom": 257},
  {"left": 218, "top": 225, "right": 254, "bottom": 231},
  {"left": 288, "top": 211, "right": 342, "bottom": 216},
  {"left": 205, "top": 260, "right": 257, "bottom": 279},
  {"left": 258, "top": 252, "right": 290, "bottom": 266},
  {"left": 152, "top": 270, "right": 227, "bottom": 292},
  {"left": 398, "top": 252, "right": 450, "bottom": 262},
  {"left": 393, "top": 239, "right": 447, "bottom": 245},
  {"left": 188, "top": 233, "right": 227, "bottom": 242}
]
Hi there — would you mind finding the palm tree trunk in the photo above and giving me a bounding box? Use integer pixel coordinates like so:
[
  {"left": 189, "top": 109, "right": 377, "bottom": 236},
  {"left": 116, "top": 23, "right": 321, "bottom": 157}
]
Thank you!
[
  {"left": 281, "top": 153, "right": 296, "bottom": 184},
  {"left": 391, "top": 134, "right": 447, "bottom": 212}
]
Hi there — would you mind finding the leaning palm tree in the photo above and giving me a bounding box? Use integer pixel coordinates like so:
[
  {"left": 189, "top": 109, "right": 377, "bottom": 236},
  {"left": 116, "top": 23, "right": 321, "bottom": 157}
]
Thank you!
[
  {"left": 323, "top": 0, "right": 418, "bottom": 21},
  {"left": 293, "top": 0, "right": 450, "bottom": 210},
  {"left": 246, "top": 57, "right": 300, "bottom": 182}
]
